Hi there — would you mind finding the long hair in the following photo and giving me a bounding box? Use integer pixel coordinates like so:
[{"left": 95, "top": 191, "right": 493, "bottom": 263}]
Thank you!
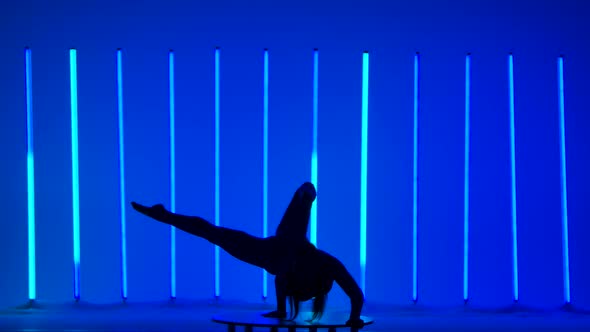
[
  {"left": 311, "top": 291, "right": 327, "bottom": 320},
  {"left": 287, "top": 292, "right": 327, "bottom": 321},
  {"left": 287, "top": 295, "right": 300, "bottom": 321},
  {"left": 285, "top": 250, "right": 333, "bottom": 322}
]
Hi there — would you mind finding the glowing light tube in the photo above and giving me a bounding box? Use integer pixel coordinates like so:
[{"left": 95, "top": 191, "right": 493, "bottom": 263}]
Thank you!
[
  {"left": 69, "top": 49, "right": 81, "bottom": 300},
  {"left": 557, "top": 56, "right": 571, "bottom": 304},
  {"left": 412, "top": 52, "right": 420, "bottom": 303},
  {"left": 214, "top": 47, "right": 221, "bottom": 298},
  {"left": 169, "top": 50, "right": 177, "bottom": 299},
  {"left": 508, "top": 53, "right": 519, "bottom": 302},
  {"left": 25, "top": 47, "right": 36, "bottom": 301},
  {"left": 116, "top": 49, "right": 128, "bottom": 300},
  {"left": 262, "top": 49, "right": 269, "bottom": 299},
  {"left": 463, "top": 53, "right": 471, "bottom": 303},
  {"left": 360, "top": 51, "right": 369, "bottom": 296},
  {"left": 311, "top": 49, "right": 319, "bottom": 247}
]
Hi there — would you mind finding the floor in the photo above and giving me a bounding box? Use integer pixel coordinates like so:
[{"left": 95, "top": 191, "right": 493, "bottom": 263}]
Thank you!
[{"left": 1, "top": 300, "right": 589, "bottom": 332}]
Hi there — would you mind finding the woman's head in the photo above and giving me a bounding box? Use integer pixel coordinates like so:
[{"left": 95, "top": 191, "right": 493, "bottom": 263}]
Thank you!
[{"left": 285, "top": 248, "right": 334, "bottom": 320}]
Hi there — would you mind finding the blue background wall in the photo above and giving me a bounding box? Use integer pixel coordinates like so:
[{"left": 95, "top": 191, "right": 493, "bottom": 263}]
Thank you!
[{"left": 1, "top": 0, "right": 589, "bottom": 310}]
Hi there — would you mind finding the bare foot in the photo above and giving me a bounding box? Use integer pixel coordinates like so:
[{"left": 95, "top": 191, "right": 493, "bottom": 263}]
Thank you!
[{"left": 131, "top": 202, "right": 169, "bottom": 221}]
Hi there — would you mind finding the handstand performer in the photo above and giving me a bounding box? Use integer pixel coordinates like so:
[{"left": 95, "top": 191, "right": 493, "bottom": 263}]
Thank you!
[{"left": 131, "top": 182, "right": 365, "bottom": 328}]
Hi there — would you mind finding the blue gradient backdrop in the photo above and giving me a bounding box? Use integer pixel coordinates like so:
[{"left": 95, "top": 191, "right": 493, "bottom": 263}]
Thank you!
[{"left": 0, "top": 0, "right": 589, "bottom": 310}]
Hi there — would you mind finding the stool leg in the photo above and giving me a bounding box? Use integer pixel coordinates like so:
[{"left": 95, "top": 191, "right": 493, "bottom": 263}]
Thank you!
[
  {"left": 309, "top": 327, "right": 318, "bottom": 332},
  {"left": 228, "top": 324, "right": 236, "bottom": 332},
  {"left": 288, "top": 326, "right": 296, "bottom": 332},
  {"left": 328, "top": 328, "right": 337, "bottom": 332},
  {"left": 270, "top": 327, "right": 278, "bottom": 332},
  {"left": 244, "top": 326, "right": 253, "bottom": 332}
]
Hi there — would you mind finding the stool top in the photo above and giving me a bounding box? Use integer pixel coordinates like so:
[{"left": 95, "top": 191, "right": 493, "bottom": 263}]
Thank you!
[{"left": 212, "top": 311, "right": 374, "bottom": 328}]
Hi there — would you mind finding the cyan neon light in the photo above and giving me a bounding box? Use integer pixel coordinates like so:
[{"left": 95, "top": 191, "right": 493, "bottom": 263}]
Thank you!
[
  {"left": 262, "top": 49, "right": 269, "bottom": 299},
  {"left": 557, "top": 56, "right": 571, "bottom": 304},
  {"left": 116, "top": 49, "right": 128, "bottom": 300},
  {"left": 463, "top": 54, "right": 471, "bottom": 302},
  {"left": 412, "top": 52, "right": 419, "bottom": 303},
  {"left": 311, "top": 49, "right": 318, "bottom": 247},
  {"left": 360, "top": 51, "right": 369, "bottom": 295},
  {"left": 214, "top": 47, "right": 221, "bottom": 298},
  {"left": 508, "top": 53, "right": 519, "bottom": 302},
  {"left": 169, "top": 50, "right": 177, "bottom": 299},
  {"left": 25, "top": 47, "right": 36, "bottom": 301},
  {"left": 69, "top": 49, "right": 81, "bottom": 300}
]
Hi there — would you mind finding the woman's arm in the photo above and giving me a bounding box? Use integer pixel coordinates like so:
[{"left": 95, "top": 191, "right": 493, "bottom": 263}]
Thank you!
[
  {"left": 327, "top": 255, "right": 364, "bottom": 326},
  {"left": 262, "top": 274, "right": 288, "bottom": 318}
]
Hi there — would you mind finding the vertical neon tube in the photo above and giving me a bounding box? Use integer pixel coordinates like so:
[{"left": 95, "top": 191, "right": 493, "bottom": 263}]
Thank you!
[
  {"left": 214, "top": 47, "right": 221, "bottom": 298},
  {"left": 169, "top": 50, "right": 177, "bottom": 299},
  {"left": 311, "top": 49, "right": 319, "bottom": 246},
  {"left": 557, "top": 56, "right": 571, "bottom": 304},
  {"left": 412, "top": 53, "right": 420, "bottom": 303},
  {"left": 508, "top": 54, "right": 519, "bottom": 302},
  {"left": 69, "top": 49, "right": 81, "bottom": 300},
  {"left": 262, "top": 49, "right": 269, "bottom": 299},
  {"left": 25, "top": 47, "right": 36, "bottom": 301},
  {"left": 116, "top": 49, "right": 128, "bottom": 300},
  {"left": 463, "top": 54, "right": 471, "bottom": 303},
  {"left": 360, "top": 52, "right": 369, "bottom": 295}
]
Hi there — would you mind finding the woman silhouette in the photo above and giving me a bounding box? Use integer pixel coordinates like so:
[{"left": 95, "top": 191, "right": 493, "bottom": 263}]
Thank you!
[{"left": 131, "top": 182, "right": 364, "bottom": 328}]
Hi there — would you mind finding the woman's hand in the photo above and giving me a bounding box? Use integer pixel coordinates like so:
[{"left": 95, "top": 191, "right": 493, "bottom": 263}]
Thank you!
[
  {"left": 346, "top": 317, "right": 365, "bottom": 329},
  {"left": 262, "top": 310, "right": 287, "bottom": 319}
]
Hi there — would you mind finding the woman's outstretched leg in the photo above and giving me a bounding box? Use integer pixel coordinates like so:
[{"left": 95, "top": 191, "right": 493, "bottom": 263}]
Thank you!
[
  {"left": 131, "top": 202, "right": 275, "bottom": 272},
  {"left": 131, "top": 202, "right": 216, "bottom": 238},
  {"left": 275, "top": 182, "right": 316, "bottom": 241}
]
